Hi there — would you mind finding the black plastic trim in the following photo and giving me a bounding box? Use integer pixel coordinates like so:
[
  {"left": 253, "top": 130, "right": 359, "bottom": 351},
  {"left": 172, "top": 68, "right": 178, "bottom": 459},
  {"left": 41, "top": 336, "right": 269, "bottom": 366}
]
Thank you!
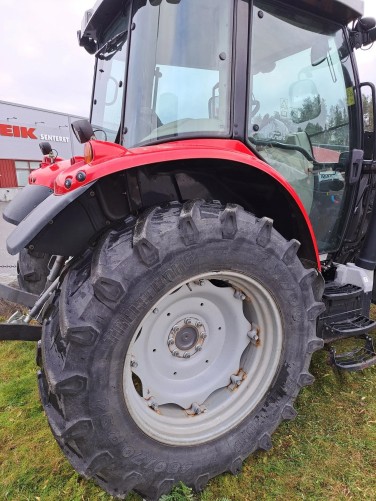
[
  {"left": 3, "top": 184, "right": 53, "bottom": 226},
  {"left": 232, "top": 0, "right": 249, "bottom": 143},
  {"left": 6, "top": 183, "right": 94, "bottom": 256}
]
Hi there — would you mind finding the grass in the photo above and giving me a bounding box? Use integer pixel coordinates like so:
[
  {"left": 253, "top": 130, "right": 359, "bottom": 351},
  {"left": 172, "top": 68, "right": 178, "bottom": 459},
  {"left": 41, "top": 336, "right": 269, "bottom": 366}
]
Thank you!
[{"left": 0, "top": 312, "right": 375, "bottom": 501}]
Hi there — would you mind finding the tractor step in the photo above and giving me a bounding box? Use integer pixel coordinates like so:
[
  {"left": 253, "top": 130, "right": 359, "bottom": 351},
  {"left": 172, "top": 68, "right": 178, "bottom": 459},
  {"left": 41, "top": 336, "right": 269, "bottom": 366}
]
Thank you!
[
  {"left": 326, "top": 314, "right": 376, "bottom": 337},
  {"left": 329, "top": 335, "right": 376, "bottom": 372},
  {"left": 323, "top": 283, "right": 363, "bottom": 300},
  {"left": 319, "top": 282, "right": 375, "bottom": 342},
  {"left": 322, "top": 314, "right": 376, "bottom": 343}
]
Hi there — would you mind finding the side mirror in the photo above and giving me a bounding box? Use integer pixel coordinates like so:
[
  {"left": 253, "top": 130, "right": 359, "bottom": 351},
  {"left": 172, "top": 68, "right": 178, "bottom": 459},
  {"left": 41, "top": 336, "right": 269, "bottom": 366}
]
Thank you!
[
  {"left": 39, "top": 142, "right": 52, "bottom": 155},
  {"left": 289, "top": 79, "right": 321, "bottom": 124},
  {"left": 351, "top": 17, "right": 376, "bottom": 49},
  {"left": 71, "top": 119, "right": 95, "bottom": 144},
  {"left": 360, "top": 82, "right": 376, "bottom": 161}
]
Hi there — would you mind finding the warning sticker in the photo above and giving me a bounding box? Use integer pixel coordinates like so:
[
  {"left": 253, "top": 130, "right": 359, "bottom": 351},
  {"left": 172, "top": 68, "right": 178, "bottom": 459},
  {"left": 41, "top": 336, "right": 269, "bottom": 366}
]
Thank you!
[{"left": 346, "top": 87, "right": 355, "bottom": 106}]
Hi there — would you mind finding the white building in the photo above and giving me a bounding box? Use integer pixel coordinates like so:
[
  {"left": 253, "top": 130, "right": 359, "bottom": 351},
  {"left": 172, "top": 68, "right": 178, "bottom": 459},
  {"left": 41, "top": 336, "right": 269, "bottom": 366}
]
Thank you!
[{"left": 0, "top": 100, "right": 84, "bottom": 200}]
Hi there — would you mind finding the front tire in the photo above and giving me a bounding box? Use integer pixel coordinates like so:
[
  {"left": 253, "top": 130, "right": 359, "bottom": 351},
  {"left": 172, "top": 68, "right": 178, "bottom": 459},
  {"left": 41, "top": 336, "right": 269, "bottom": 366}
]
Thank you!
[{"left": 39, "top": 201, "right": 324, "bottom": 500}]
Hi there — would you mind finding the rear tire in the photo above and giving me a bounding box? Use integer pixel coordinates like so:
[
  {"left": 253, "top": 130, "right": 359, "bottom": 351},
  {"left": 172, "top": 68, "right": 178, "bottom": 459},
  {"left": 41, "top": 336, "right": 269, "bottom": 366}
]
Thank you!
[
  {"left": 18, "top": 248, "right": 50, "bottom": 295},
  {"left": 38, "top": 201, "right": 324, "bottom": 500}
]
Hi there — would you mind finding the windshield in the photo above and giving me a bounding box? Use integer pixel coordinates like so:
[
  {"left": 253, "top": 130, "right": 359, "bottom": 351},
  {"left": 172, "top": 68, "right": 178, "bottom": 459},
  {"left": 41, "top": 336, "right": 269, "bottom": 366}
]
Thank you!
[
  {"left": 123, "top": 0, "right": 233, "bottom": 148},
  {"left": 90, "top": 12, "right": 130, "bottom": 142},
  {"left": 248, "top": 0, "right": 357, "bottom": 253}
]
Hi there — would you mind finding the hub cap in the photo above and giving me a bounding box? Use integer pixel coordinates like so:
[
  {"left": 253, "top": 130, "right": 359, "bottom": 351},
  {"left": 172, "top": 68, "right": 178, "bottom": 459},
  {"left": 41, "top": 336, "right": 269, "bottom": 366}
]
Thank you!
[{"left": 123, "top": 272, "right": 283, "bottom": 445}]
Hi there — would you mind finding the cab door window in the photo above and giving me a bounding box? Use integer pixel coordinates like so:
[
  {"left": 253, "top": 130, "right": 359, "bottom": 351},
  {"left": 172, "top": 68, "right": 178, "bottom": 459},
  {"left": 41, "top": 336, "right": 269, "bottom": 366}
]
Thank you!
[{"left": 248, "top": 0, "right": 357, "bottom": 252}]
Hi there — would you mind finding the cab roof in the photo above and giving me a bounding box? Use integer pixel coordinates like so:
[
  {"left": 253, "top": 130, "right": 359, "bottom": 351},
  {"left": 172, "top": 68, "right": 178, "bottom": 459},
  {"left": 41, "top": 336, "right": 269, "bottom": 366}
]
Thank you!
[
  {"left": 278, "top": 0, "right": 364, "bottom": 24},
  {"left": 82, "top": 0, "right": 364, "bottom": 43}
]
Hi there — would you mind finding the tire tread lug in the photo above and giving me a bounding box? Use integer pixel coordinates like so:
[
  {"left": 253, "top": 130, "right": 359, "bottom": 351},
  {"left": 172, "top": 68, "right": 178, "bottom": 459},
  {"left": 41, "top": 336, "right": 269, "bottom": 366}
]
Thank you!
[
  {"left": 220, "top": 203, "right": 240, "bottom": 239},
  {"left": 256, "top": 217, "right": 273, "bottom": 247},
  {"left": 133, "top": 207, "right": 160, "bottom": 266},
  {"left": 179, "top": 200, "right": 204, "bottom": 246}
]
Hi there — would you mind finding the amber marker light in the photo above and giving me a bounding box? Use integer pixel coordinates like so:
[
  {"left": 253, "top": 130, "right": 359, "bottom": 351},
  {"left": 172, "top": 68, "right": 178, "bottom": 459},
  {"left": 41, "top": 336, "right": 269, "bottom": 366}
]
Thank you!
[{"left": 84, "top": 142, "right": 94, "bottom": 164}]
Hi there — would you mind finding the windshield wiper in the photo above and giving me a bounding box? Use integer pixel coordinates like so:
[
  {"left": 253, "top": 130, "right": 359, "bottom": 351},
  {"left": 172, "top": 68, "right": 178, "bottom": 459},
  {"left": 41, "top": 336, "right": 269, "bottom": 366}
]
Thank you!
[{"left": 96, "top": 30, "right": 127, "bottom": 61}]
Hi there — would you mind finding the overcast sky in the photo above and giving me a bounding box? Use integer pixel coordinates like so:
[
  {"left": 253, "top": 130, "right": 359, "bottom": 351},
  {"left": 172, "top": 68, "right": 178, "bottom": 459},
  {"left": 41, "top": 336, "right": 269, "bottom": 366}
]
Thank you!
[
  {"left": 0, "top": 0, "right": 94, "bottom": 117},
  {"left": 0, "top": 0, "right": 376, "bottom": 118}
]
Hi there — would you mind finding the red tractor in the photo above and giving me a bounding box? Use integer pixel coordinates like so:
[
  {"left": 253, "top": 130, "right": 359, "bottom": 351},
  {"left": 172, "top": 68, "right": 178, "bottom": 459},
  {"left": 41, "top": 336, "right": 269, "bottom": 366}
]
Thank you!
[{"left": 1, "top": 0, "right": 376, "bottom": 498}]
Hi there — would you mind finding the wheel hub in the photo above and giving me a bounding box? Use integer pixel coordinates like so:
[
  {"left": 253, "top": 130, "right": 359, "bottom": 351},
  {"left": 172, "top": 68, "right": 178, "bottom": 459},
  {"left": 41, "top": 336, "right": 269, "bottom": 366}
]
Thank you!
[
  {"left": 129, "top": 278, "right": 251, "bottom": 408},
  {"left": 168, "top": 317, "right": 206, "bottom": 357}
]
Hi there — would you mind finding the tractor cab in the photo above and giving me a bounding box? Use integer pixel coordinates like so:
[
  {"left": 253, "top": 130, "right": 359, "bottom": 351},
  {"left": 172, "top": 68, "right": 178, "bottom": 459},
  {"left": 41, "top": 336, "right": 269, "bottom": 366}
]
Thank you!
[{"left": 78, "top": 0, "right": 375, "bottom": 260}]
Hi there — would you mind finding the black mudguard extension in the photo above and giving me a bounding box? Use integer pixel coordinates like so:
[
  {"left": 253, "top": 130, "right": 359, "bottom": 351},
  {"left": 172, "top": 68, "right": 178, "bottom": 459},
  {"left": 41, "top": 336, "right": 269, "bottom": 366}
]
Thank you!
[
  {"left": 6, "top": 183, "right": 94, "bottom": 256},
  {"left": 3, "top": 184, "right": 53, "bottom": 225}
]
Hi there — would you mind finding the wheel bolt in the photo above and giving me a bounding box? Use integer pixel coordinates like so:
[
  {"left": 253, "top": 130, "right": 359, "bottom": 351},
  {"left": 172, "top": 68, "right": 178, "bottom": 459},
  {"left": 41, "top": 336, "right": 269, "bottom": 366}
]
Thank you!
[
  {"left": 200, "top": 332, "right": 207, "bottom": 339},
  {"left": 167, "top": 338, "right": 174, "bottom": 346},
  {"left": 190, "top": 402, "right": 203, "bottom": 415},
  {"left": 196, "top": 321, "right": 203, "bottom": 327},
  {"left": 172, "top": 350, "right": 179, "bottom": 357},
  {"left": 148, "top": 398, "right": 159, "bottom": 411},
  {"left": 172, "top": 326, "right": 179, "bottom": 333},
  {"left": 247, "top": 328, "right": 259, "bottom": 344},
  {"left": 231, "top": 374, "right": 242, "bottom": 386},
  {"left": 183, "top": 352, "right": 191, "bottom": 359},
  {"left": 195, "top": 345, "right": 202, "bottom": 352},
  {"left": 184, "top": 318, "right": 192, "bottom": 324}
]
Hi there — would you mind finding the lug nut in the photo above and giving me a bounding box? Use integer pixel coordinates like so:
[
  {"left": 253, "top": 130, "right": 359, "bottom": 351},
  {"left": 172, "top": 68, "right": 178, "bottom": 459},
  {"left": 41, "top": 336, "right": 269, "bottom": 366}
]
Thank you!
[
  {"left": 130, "top": 359, "right": 138, "bottom": 368},
  {"left": 184, "top": 318, "right": 192, "bottom": 324},
  {"left": 234, "top": 290, "right": 246, "bottom": 300},
  {"left": 196, "top": 321, "right": 203, "bottom": 327},
  {"left": 153, "top": 308, "right": 159, "bottom": 314},
  {"left": 200, "top": 332, "right": 207, "bottom": 340},
  {"left": 247, "top": 328, "right": 259, "bottom": 344},
  {"left": 167, "top": 338, "right": 174, "bottom": 346},
  {"left": 231, "top": 374, "right": 242, "bottom": 386},
  {"left": 172, "top": 350, "right": 179, "bottom": 357},
  {"left": 195, "top": 345, "right": 202, "bottom": 352},
  {"left": 183, "top": 352, "right": 191, "bottom": 359},
  {"left": 147, "top": 398, "right": 159, "bottom": 411},
  {"left": 64, "top": 178, "right": 72, "bottom": 189},
  {"left": 191, "top": 402, "right": 203, "bottom": 415}
]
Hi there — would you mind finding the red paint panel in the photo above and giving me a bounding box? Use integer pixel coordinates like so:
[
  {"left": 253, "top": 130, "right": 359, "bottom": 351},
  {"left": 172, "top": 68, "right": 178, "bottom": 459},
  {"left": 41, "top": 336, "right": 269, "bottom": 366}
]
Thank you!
[
  {"left": 0, "top": 159, "right": 17, "bottom": 187},
  {"left": 28, "top": 138, "right": 320, "bottom": 268}
]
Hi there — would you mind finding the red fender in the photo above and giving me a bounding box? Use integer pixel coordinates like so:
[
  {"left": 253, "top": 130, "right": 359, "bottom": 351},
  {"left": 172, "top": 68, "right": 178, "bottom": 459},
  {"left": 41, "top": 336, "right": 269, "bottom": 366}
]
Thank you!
[{"left": 29, "top": 138, "right": 320, "bottom": 268}]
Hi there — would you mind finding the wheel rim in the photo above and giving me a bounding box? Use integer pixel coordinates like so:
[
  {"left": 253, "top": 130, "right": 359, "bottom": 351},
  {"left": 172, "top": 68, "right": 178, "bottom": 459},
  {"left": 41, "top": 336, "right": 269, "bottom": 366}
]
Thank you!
[{"left": 123, "top": 271, "right": 283, "bottom": 446}]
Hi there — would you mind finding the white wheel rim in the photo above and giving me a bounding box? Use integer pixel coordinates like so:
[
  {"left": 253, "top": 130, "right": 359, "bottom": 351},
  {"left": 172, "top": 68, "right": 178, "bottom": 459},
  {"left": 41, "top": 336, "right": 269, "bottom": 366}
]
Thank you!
[{"left": 123, "top": 271, "right": 283, "bottom": 446}]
